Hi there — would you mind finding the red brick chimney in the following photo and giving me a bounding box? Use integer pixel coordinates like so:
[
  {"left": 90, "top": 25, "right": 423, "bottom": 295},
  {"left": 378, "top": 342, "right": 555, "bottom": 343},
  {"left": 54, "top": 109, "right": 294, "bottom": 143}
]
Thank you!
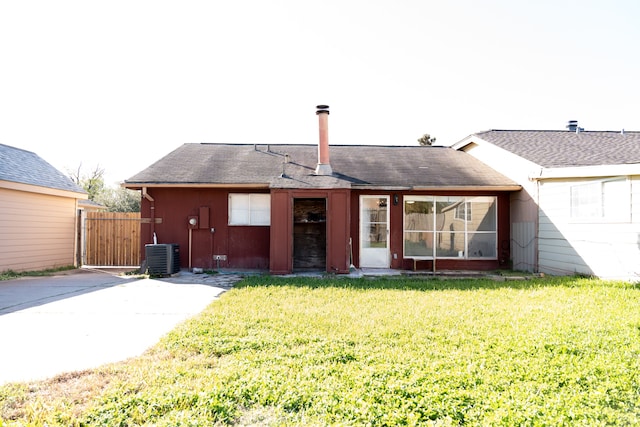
[{"left": 315, "top": 105, "right": 332, "bottom": 176}]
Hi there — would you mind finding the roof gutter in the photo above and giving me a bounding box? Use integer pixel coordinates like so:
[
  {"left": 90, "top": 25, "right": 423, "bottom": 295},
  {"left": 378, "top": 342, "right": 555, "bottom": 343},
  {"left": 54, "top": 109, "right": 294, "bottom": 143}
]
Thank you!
[
  {"left": 142, "top": 187, "right": 154, "bottom": 202},
  {"left": 123, "top": 183, "right": 271, "bottom": 190},
  {"left": 350, "top": 184, "right": 521, "bottom": 191},
  {"left": 126, "top": 183, "right": 521, "bottom": 192},
  {"left": 1, "top": 179, "right": 88, "bottom": 199},
  {"left": 411, "top": 185, "right": 522, "bottom": 192},
  {"left": 350, "top": 185, "right": 412, "bottom": 191},
  {"left": 529, "top": 164, "right": 640, "bottom": 180}
]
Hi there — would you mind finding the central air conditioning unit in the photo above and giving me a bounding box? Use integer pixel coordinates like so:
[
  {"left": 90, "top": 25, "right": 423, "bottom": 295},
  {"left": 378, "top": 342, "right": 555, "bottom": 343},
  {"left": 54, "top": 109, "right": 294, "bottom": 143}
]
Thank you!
[{"left": 145, "top": 244, "right": 180, "bottom": 275}]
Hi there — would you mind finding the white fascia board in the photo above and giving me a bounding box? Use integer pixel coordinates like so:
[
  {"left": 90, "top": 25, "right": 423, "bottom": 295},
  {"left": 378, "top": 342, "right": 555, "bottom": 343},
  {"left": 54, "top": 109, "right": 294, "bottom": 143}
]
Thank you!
[
  {"left": 452, "top": 135, "right": 541, "bottom": 184},
  {"left": 452, "top": 135, "right": 537, "bottom": 167},
  {"left": 531, "top": 164, "right": 640, "bottom": 180},
  {"left": 0, "top": 180, "right": 88, "bottom": 199},
  {"left": 450, "top": 135, "right": 477, "bottom": 150}
]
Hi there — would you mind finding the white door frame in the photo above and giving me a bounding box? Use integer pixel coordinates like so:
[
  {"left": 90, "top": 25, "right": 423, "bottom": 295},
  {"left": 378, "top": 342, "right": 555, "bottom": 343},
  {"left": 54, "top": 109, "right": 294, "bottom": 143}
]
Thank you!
[{"left": 359, "top": 195, "right": 390, "bottom": 268}]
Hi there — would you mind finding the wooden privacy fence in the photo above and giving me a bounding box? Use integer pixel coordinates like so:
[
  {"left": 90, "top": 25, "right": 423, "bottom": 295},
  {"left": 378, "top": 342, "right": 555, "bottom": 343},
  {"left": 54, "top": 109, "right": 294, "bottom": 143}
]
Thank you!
[{"left": 84, "top": 212, "right": 141, "bottom": 266}]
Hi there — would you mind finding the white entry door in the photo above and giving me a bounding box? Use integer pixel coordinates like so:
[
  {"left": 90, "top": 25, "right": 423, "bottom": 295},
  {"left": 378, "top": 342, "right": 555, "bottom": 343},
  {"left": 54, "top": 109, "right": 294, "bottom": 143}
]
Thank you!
[{"left": 360, "top": 195, "right": 390, "bottom": 268}]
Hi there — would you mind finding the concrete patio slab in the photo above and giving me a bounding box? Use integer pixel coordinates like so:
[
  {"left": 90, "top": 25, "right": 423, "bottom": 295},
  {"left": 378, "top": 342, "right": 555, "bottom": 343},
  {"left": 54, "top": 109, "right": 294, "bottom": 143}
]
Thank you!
[{"left": 0, "top": 269, "right": 240, "bottom": 385}]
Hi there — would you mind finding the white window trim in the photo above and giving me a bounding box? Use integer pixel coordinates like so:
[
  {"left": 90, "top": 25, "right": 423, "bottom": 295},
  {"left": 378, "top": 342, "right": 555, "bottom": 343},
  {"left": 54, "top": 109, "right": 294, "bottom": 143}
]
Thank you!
[
  {"left": 403, "top": 195, "right": 497, "bottom": 260},
  {"left": 454, "top": 201, "right": 471, "bottom": 221},
  {"left": 569, "top": 177, "right": 630, "bottom": 223},
  {"left": 228, "top": 193, "right": 271, "bottom": 226}
]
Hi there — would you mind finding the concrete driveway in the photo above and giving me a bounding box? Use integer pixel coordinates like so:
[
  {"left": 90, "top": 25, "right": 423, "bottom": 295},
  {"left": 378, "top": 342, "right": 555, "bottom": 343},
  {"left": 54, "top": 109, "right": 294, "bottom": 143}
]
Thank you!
[{"left": 0, "top": 268, "right": 240, "bottom": 385}]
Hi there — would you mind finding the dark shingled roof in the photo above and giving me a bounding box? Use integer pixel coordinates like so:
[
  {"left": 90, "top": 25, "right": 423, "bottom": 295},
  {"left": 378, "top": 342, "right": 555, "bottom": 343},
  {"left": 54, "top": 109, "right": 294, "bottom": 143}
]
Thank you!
[
  {"left": 124, "top": 144, "right": 519, "bottom": 190},
  {"left": 471, "top": 130, "right": 640, "bottom": 168},
  {"left": 0, "top": 143, "right": 85, "bottom": 193}
]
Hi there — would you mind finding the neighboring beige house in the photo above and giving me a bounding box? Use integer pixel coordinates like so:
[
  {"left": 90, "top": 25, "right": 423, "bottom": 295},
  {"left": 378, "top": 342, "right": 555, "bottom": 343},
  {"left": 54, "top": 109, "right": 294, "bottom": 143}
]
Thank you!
[
  {"left": 78, "top": 199, "right": 107, "bottom": 212},
  {"left": 453, "top": 124, "right": 640, "bottom": 281},
  {"left": 0, "top": 143, "right": 87, "bottom": 272}
]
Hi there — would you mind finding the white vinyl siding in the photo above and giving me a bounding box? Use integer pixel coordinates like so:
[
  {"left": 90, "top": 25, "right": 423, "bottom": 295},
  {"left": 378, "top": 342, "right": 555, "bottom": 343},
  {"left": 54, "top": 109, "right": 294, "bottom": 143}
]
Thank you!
[
  {"left": 0, "top": 187, "right": 78, "bottom": 272},
  {"left": 633, "top": 175, "right": 640, "bottom": 222},
  {"left": 460, "top": 136, "right": 640, "bottom": 280},
  {"left": 511, "top": 221, "right": 537, "bottom": 272},
  {"left": 538, "top": 177, "right": 640, "bottom": 281},
  {"left": 228, "top": 194, "right": 270, "bottom": 226},
  {"left": 570, "top": 178, "right": 630, "bottom": 222}
]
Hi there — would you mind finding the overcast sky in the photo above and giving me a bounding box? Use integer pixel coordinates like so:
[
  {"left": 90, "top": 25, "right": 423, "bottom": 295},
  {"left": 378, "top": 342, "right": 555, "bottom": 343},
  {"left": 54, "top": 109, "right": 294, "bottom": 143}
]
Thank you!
[{"left": 1, "top": 0, "right": 639, "bottom": 185}]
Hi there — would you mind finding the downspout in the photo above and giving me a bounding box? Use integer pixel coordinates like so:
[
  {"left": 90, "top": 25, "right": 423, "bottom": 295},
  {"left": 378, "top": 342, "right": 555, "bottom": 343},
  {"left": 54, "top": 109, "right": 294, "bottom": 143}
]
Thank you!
[
  {"left": 142, "top": 187, "right": 155, "bottom": 241},
  {"left": 187, "top": 217, "right": 197, "bottom": 271},
  {"left": 535, "top": 179, "right": 540, "bottom": 273},
  {"left": 528, "top": 169, "right": 542, "bottom": 274},
  {"left": 188, "top": 228, "right": 193, "bottom": 270},
  {"left": 74, "top": 199, "right": 81, "bottom": 268},
  {"left": 79, "top": 207, "right": 87, "bottom": 266}
]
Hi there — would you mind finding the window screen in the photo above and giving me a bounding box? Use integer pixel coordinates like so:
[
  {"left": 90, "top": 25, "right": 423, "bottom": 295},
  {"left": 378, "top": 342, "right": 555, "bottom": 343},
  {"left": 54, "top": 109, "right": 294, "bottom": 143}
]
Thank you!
[{"left": 229, "top": 194, "right": 271, "bottom": 225}]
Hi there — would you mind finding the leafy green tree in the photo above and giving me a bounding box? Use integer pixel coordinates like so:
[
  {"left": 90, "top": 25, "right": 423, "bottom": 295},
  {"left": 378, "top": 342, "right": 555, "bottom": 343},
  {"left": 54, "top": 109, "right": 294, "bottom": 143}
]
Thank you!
[
  {"left": 417, "top": 133, "right": 436, "bottom": 146},
  {"left": 68, "top": 164, "right": 140, "bottom": 212},
  {"left": 68, "top": 164, "right": 105, "bottom": 201},
  {"left": 96, "top": 186, "right": 141, "bottom": 212}
]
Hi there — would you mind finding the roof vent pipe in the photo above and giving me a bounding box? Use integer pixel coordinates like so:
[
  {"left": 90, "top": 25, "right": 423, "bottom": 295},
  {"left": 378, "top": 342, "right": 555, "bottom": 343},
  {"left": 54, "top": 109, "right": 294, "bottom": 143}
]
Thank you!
[
  {"left": 315, "top": 105, "right": 332, "bottom": 176},
  {"left": 566, "top": 120, "right": 584, "bottom": 133}
]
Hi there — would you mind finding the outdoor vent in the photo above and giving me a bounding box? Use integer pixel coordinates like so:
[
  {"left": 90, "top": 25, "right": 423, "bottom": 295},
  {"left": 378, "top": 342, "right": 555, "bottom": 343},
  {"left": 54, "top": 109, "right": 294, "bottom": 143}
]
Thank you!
[
  {"left": 566, "top": 120, "right": 583, "bottom": 133},
  {"left": 145, "top": 244, "right": 180, "bottom": 275}
]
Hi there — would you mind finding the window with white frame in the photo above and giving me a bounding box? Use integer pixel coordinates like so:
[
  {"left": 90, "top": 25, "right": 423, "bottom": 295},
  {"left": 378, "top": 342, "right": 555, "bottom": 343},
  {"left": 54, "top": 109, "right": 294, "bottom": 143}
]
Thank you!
[
  {"left": 228, "top": 194, "right": 271, "bottom": 225},
  {"left": 454, "top": 202, "right": 471, "bottom": 221},
  {"left": 403, "top": 196, "right": 497, "bottom": 259},
  {"left": 570, "top": 178, "right": 629, "bottom": 221},
  {"left": 403, "top": 196, "right": 434, "bottom": 257}
]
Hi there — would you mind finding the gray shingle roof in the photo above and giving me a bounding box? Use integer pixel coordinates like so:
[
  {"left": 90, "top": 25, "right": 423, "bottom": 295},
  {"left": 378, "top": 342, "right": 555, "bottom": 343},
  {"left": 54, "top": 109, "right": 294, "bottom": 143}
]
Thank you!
[
  {"left": 0, "top": 143, "right": 85, "bottom": 194},
  {"left": 471, "top": 130, "right": 640, "bottom": 168},
  {"left": 124, "top": 143, "right": 519, "bottom": 190}
]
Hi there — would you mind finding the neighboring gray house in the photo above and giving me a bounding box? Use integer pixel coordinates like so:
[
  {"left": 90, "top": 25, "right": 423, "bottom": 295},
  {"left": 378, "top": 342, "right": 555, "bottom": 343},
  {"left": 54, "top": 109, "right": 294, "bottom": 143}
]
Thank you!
[
  {"left": 453, "top": 125, "right": 640, "bottom": 281},
  {"left": 0, "top": 143, "right": 87, "bottom": 272}
]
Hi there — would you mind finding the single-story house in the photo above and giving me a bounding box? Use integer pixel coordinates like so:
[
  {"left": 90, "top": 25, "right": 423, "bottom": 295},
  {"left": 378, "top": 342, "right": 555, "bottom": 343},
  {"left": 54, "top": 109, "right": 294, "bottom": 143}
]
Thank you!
[
  {"left": 124, "top": 106, "right": 520, "bottom": 274},
  {"left": 0, "top": 143, "right": 87, "bottom": 272},
  {"left": 78, "top": 199, "right": 108, "bottom": 212},
  {"left": 453, "top": 122, "right": 640, "bottom": 281}
]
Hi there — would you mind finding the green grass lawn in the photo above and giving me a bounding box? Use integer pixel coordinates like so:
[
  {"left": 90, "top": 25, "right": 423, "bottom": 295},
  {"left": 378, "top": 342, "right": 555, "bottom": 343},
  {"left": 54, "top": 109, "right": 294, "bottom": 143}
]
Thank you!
[{"left": 2, "top": 276, "right": 640, "bottom": 426}]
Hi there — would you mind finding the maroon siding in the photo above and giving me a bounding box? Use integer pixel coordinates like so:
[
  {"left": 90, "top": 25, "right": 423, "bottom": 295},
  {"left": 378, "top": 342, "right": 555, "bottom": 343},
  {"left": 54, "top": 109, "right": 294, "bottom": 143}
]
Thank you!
[
  {"left": 269, "top": 191, "right": 292, "bottom": 274},
  {"left": 270, "top": 189, "right": 350, "bottom": 274},
  {"left": 139, "top": 188, "right": 270, "bottom": 270},
  {"left": 139, "top": 187, "right": 512, "bottom": 274},
  {"left": 228, "top": 226, "right": 270, "bottom": 269},
  {"left": 327, "top": 191, "right": 350, "bottom": 273}
]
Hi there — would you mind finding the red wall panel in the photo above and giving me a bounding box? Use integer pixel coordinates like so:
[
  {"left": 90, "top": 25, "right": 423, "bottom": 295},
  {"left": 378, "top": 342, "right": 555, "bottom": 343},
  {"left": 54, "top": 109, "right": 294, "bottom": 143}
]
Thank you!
[
  {"left": 327, "top": 191, "right": 350, "bottom": 273},
  {"left": 139, "top": 188, "right": 270, "bottom": 270},
  {"left": 269, "top": 190, "right": 292, "bottom": 274},
  {"left": 138, "top": 187, "right": 513, "bottom": 274},
  {"left": 270, "top": 189, "right": 350, "bottom": 274}
]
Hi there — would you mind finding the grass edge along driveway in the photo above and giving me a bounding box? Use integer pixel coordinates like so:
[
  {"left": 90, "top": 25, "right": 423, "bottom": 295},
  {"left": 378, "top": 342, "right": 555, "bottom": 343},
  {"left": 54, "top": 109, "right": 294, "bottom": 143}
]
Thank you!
[{"left": 2, "top": 275, "right": 639, "bottom": 426}]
